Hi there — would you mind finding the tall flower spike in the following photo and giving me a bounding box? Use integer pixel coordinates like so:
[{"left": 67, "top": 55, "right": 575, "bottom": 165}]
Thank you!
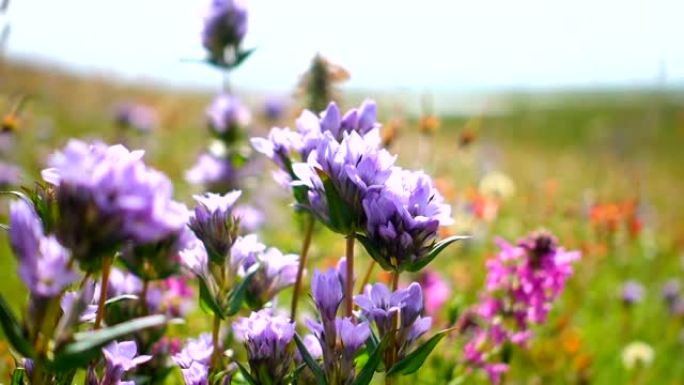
[{"left": 202, "top": 0, "right": 248, "bottom": 66}]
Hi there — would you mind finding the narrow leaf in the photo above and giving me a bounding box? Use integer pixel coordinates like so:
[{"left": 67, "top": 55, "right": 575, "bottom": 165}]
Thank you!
[
  {"left": 317, "top": 168, "right": 353, "bottom": 234},
  {"left": 11, "top": 367, "right": 25, "bottom": 385},
  {"left": 52, "top": 315, "right": 166, "bottom": 370},
  {"left": 352, "top": 335, "right": 388, "bottom": 385},
  {"left": 225, "top": 264, "right": 259, "bottom": 316},
  {"left": 294, "top": 334, "right": 328, "bottom": 385},
  {"left": 406, "top": 235, "right": 470, "bottom": 272},
  {"left": 0, "top": 294, "right": 35, "bottom": 358},
  {"left": 386, "top": 329, "right": 449, "bottom": 376},
  {"left": 105, "top": 294, "right": 139, "bottom": 307},
  {"left": 236, "top": 362, "right": 258, "bottom": 385}
]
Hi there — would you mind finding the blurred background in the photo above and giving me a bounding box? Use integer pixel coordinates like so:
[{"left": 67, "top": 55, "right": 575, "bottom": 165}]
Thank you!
[{"left": 1, "top": 0, "right": 684, "bottom": 384}]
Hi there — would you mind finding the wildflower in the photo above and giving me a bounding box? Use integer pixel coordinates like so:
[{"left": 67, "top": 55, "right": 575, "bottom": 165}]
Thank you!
[
  {"left": 0, "top": 160, "right": 21, "bottom": 187},
  {"left": 9, "top": 199, "right": 77, "bottom": 298},
  {"left": 185, "top": 152, "right": 237, "bottom": 192},
  {"left": 360, "top": 168, "right": 453, "bottom": 271},
  {"left": 42, "top": 140, "right": 187, "bottom": 270},
  {"left": 244, "top": 247, "right": 299, "bottom": 308},
  {"left": 621, "top": 280, "right": 645, "bottom": 306},
  {"left": 206, "top": 94, "right": 251, "bottom": 139},
  {"left": 419, "top": 270, "right": 451, "bottom": 316},
  {"left": 311, "top": 267, "right": 344, "bottom": 322},
  {"left": 202, "top": 0, "right": 248, "bottom": 64},
  {"left": 173, "top": 333, "right": 215, "bottom": 369},
  {"left": 232, "top": 205, "right": 264, "bottom": 232},
  {"left": 621, "top": 341, "right": 654, "bottom": 370},
  {"left": 263, "top": 96, "right": 287, "bottom": 121},
  {"left": 101, "top": 340, "right": 152, "bottom": 385},
  {"left": 292, "top": 130, "right": 395, "bottom": 234},
  {"left": 114, "top": 102, "right": 158, "bottom": 132},
  {"left": 233, "top": 309, "right": 295, "bottom": 385},
  {"left": 661, "top": 279, "right": 680, "bottom": 306},
  {"left": 188, "top": 191, "right": 242, "bottom": 263}
]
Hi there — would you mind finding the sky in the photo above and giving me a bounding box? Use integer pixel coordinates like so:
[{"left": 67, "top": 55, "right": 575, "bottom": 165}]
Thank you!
[{"left": 4, "top": 0, "right": 684, "bottom": 93}]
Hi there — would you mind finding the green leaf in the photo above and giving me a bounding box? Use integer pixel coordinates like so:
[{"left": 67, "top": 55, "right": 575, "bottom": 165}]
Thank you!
[
  {"left": 386, "top": 329, "right": 449, "bottom": 376},
  {"left": 105, "top": 294, "right": 139, "bottom": 307},
  {"left": 406, "top": 235, "right": 470, "bottom": 272},
  {"left": 232, "top": 47, "right": 256, "bottom": 68},
  {"left": 11, "top": 367, "right": 25, "bottom": 385},
  {"left": 225, "top": 264, "right": 259, "bottom": 316},
  {"left": 317, "top": 168, "right": 354, "bottom": 234},
  {"left": 0, "top": 294, "right": 35, "bottom": 358},
  {"left": 353, "top": 234, "right": 393, "bottom": 271},
  {"left": 52, "top": 314, "right": 166, "bottom": 370},
  {"left": 352, "top": 335, "right": 388, "bottom": 385},
  {"left": 236, "top": 362, "right": 259, "bottom": 385},
  {"left": 198, "top": 278, "right": 224, "bottom": 319},
  {"left": 294, "top": 334, "right": 328, "bottom": 385}
]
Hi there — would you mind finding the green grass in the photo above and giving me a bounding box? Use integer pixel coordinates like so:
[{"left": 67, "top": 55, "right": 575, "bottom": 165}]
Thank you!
[{"left": 1, "top": 59, "right": 683, "bottom": 384}]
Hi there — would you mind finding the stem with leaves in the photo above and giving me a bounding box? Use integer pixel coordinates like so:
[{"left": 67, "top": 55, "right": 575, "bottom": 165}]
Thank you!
[{"left": 290, "top": 214, "right": 314, "bottom": 321}]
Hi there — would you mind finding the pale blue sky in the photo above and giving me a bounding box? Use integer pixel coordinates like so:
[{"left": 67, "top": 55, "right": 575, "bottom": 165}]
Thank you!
[{"left": 4, "top": 0, "right": 684, "bottom": 92}]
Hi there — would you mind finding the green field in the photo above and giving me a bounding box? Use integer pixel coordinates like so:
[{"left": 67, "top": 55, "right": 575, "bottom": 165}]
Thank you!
[{"left": 1, "top": 59, "right": 683, "bottom": 384}]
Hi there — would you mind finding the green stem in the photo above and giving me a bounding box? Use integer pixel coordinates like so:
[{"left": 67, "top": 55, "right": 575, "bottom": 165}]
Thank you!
[
  {"left": 211, "top": 314, "right": 221, "bottom": 369},
  {"left": 140, "top": 280, "right": 150, "bottom": 315},
  {"left": 344, "top": 235, "right": 355, "bottom": 317},
  {"left": 94, "top": 256, "right": 112, "bottom": 330},
  {"left": 391, "top": 270, "right": 399, "bottom": 291},
  {"left": 290, "top": 215, "right": 315, "bottom": 321},
  {"left": 358, "top": 260, "right": 376, "bottom": 294}
]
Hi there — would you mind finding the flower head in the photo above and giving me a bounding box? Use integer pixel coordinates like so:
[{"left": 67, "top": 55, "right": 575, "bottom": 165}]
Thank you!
[
  {"left": 233, "top": 310, "right": 295, "bottom": 385},
  {"left": 185, "top": 152, "right": 237, "bottom": 192},
  {"left": 245, "top": 247, "right": 299, "bottom": 308},
  {"left": 189, "top": 191, "right": 242, "bottom": 263},
  {"left": 311, "top": 267, "right": 344, "bottom": 322},
  {"left": 202, "top": 0, "right": 248, "bottom": 64},
  {"left": 173, "top": 333, "right": 214, "bottom": 369},
  {"left": 42, "top": 140, "right": 187, "bottom": 270},
  {"left": 102, "top": 340, "right": 152, "bottom": 385},
  {"left": 419, "top": 270, "right": 451, "bottom": 316},
  {"left": 206, "top": 93, "right": 251, "bottom": 138},
  {"left": 621, "top": 280, "right": 645, "bottom": 306}
]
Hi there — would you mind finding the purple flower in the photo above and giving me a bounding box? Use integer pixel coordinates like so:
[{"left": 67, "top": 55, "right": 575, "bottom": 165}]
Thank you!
[
  {"left": 621, "top": 280, "right": 645, "bottom": 306},
  {"left": 0, "top": 160, "right": 21, "bottom": 187},
  {"left": 233, "top": 310, "right": 295, "bottom": 385},
  {"left": 179, "top": 238, "right": 210, "bottom": 279},
  {"left": 107, "top": 268, "right": 142, "bottom": 297},
  {"left": 114, "top": 102, "right": 158, "bottom": 132},
  {"left": 662, "top": 279, "right": 681, "bottom": 308},
  {"left": 202, "top": 0, "right": 248, "bottom": 63},
  {"left": 173, "top": 333, "right": 214, "bottom": 369},
  {"left": 232, "top": 205, "right": 265, "bottom": 232},
  {"left": 355, "top": 282, "right": 431, "bottom": 358},
  {"left": 362, "top": 168, "right": 453, "bottom": 271},
  {"left": 250, "top": 127, "right": 302, "bottom": 173},
  {"left": 311, "top": 268, "right": 344, "bottom": 322},
  {"left": 262, "top": 97, "right": 287, "bottom": 121},
  {"left": 206, "top": 94, "right": 251, "bottom": 138},
  {"left": 292, "top": 130, "right": 395, "bottom": 233},
  {"left": 230, "top": 233, "right": 266, "bottom": 273},
  {"left": 189, "top": 191, "right": 242, "bottom": 263},
  {"left": 245, "top": 247, "right": 299, "bottom": 308},
  {"left": 9, "top": 200, "right": 78, "bottom": 298},
  {"left": 179, "top": 361, "right": 208, "bottom": 385},
  {"left": 185, "top": 152, "right": 237, "bottom": 191},
  {"left": 336, "top": 317, "right": 371, "bottom": 358},
  {"left": 42, "top": 140, "right": 187, "bottom": 270},
  {"left": 101, "top": 340, "right": 152, "bottom": 385}
]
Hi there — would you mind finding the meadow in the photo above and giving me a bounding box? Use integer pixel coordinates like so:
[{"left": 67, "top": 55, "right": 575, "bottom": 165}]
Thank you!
[{"left": 1, "top": 58, "right": 683, "bottom": 384}]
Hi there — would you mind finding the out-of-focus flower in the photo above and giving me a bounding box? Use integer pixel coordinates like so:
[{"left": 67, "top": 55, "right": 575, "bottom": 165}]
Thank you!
[
  {"left": 101, "top": 340, "right": 152, "bottom": 385},
  {"left": 244, "top": 247, "right": 298, "bottom": 309},
  {"left": 262, "top": 96, "right": 288, "bottom": 121},
  {"left": 0, "top": 160, "right": 21, "bottom": 187},
  {"left": 233, "top": 309, "right": 295, "bottom": 385},
  {"left": 621, "top": 280, "right": 645, "bottom": 306},
  {"left": 419, "top": 270, "right": 451, "bottom": 316},
  {"left": 9, "top": 199, "right": 78, "bottom": 298},
  {"left": 185, "top": 152, "right": 236, "bottom": 191},
  {"left": 173, "top": 333, "right": 214, "bottom": 369},
  {"left": 621, "top": 341, "right": 654, "bottom": 370},
  {"left": 42, "top": 140, "right": 187, "bottom": 270},
  {"left": 202, "top": 0, "right": 248, "bottom": 64},
  {"left": 361, "top": 168, "right": 453, "bottom": 271},
  {"left": 114, "top": 102, "right": 158, "bottom": 132},
  {"left": 479, "top": 171, "right": 515, "bottom": 200},
  {"left": 233, "top": 205, "right": 265, "bottom": 232},
  {"left": 206, "top": 93, "right": 251, "bottom": 139},
  {"left": 189, "top": 191, "right": 242, "bottom": 263}
]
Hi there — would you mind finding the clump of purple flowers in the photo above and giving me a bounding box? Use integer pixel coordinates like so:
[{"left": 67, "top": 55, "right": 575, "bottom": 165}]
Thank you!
[
  {"left": 41, "top": 140, "right": 187, "bottom": 271},
  {"left": 206, "top": 93, "right": 251, "bottom": 140},
  {"left": 233, "top": 309, "right": 295, "bottom": 385},
  {"left": 462, "top": 230, "right": 580, "bottom": 383}
]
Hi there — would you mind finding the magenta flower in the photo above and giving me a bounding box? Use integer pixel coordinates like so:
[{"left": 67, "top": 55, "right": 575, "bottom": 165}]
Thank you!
[{"left": 419, "top": 270, "right": 451, "bottom": 316}]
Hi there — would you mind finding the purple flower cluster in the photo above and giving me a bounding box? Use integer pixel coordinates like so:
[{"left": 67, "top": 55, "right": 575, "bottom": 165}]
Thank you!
[
  {"left": 99, "top": 340, "right": 152, "bottom": 385},
  {"left": 355, "top": 283, "right": 431, "bottom": 364},
  {"left": 189, "top": 191, "right": 242, "bottom": 263},
  {"left": 206, "top": 93, "right": 251, "bottom": 139},
  {"left": 185, "top": 152, "right": 238, "bottom": 192},
  {"left": 202, "top": 0, "right": 248, "bottom": 64},
  {"left": 173, "top": 334, "right": 216, "bottom": 385},
  {"left": 362, "top": 168, "right": 453, "bottom": 271},
  {"left": 42, "top": 140, "right": 188, "bottom": 269},
  {"left": 9, "top": 199, "right": 77, "bottom": 298},
  {"left": 114, "top": 102, "right": 158, "bottom": 133},
  {"left": 233, "top": 309, "right": 295, "bottom": 385},
  {"left": 306, "top": 263, "right": 371, "bottom": 384},
  {"left": 463, "top": 231, "right": 580, "bottom": 383}
]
